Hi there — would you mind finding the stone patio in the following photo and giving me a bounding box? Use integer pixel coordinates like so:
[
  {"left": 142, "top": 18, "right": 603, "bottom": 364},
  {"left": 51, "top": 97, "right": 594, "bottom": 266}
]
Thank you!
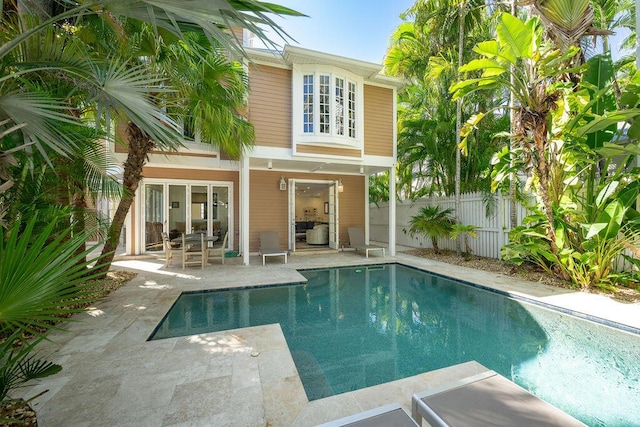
[{"left": 17, "top": 250, "right": 640, "bottom": 426}]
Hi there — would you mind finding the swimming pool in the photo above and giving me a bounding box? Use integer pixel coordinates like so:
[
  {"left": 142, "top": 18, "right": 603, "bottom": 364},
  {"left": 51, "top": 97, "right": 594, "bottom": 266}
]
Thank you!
[{"left": 149, "top": 264, "right": 640, "bottom": 426}]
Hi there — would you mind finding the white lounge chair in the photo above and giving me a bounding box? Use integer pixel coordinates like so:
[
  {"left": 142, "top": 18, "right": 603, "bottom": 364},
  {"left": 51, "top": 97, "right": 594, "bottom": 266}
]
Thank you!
[
  {"left": 348, "top": 227, "right": 385, "bottom": 258},
  {"left": 317, "top": 403, "right": 418, "bottom": 427},
  {"left": 259, "top": 231, "right": 288, "bottom": 265},
  {"left": 411, "top": 370, "right": 586, "bottom": 426}
]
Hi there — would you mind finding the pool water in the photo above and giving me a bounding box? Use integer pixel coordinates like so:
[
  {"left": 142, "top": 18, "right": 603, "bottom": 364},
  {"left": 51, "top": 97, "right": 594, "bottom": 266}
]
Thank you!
[{"left": 150, "top": 264, "right": 640, "bottom": 426}]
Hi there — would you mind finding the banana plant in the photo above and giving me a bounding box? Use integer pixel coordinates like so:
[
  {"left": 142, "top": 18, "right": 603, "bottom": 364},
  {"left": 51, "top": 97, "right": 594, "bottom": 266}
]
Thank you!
[{"left": 451, "top": 12, "right": 580, "bottom": 253}]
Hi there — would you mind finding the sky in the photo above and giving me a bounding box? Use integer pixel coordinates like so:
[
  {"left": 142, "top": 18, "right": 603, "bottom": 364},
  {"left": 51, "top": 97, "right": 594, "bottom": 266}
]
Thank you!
[
  {"left": 261, "top": 0, "right": 416, "bottom": 64},
  {"left": 258, "top": 2, "right": 634, "bottom": 64}
]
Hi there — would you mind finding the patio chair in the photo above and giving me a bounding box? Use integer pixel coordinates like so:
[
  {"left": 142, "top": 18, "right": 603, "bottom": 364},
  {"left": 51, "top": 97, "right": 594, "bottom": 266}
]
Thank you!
[
  {"left": 182, "top": 233, "right": 206, "bottom": 269},
  {"left": 348, "top": 227, "right": 385, "bottom": 258},
  {"left": 411, "top": 370, "right": 586, "bottom": 427},
  {"left": 317, "top": 403, "right": 418, "bottom": 427},
  {"left": 162, "top": 233, "right": 204, "bottom": 269},
  {"left": 259, "top": 231, "right": 288, "bottom": 265},
  {"left": 162, "top": 232, "right": 179, "bottom": 268},
  {"left": 205, "top": 231, "right": 229, "bottom": 265}
]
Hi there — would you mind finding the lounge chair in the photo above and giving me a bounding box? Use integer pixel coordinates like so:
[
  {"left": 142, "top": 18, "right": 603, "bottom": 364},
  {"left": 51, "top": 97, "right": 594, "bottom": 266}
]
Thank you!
[
  {"left": 348, "top": 227, "right": 385, "bottom": 258},
  {"left": 259, "top": 231, "right": 288, "bottom": 265},
  {"left": 317, "top": 403, "right": 418, "bottom": 427},
  {"left": 205, "top": 231, "right": 229, "bottom": 265},
  {"left": 411, "top": 370, "right": 585, "bottom": 426}
]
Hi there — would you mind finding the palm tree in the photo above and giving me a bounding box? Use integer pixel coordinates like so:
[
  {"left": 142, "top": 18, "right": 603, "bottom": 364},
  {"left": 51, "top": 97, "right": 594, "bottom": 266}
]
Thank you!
[
  {"left": 386, "top": 2, "right": 506, "bottom": 200},
  {"left": 407, "top": 205, "right": 455, "bottom": 254},
  {"left": 452, "top": 13, "right": 583, "bottom": 253},
  {"left": 96, "top": 28, "right": 262, "bottom": 274},
  {"left": 2, "top": 1, "right": 302, "bottom": 275}
]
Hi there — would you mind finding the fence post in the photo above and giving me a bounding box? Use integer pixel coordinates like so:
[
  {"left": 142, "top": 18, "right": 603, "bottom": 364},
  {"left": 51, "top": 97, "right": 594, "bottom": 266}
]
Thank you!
[{"left": 497, "top": 192, "right": 505, "bottom": 258}]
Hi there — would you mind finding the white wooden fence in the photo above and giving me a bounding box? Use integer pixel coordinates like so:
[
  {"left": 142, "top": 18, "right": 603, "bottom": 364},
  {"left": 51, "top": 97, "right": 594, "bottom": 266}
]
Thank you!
[{"left": 369, "top": 192, "right": 528, "bottom": 259}]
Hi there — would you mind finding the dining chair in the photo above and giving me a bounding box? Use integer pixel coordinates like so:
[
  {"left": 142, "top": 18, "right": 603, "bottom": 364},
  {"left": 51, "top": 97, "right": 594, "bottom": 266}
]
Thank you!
[
  {"left": 205, "top": 231, "right": 229, "bottom": 266},
  {"left": 162, "top": 232, "right": 178, "bottom": 268},
  {"left": 182, "top": 233, "right": 205, "bottom": 269}
]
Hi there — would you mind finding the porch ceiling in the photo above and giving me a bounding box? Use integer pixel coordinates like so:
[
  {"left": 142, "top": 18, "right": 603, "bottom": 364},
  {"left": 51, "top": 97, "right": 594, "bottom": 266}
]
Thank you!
[{"left": 249, "top": 157, "right": 389, "bottom": 176}]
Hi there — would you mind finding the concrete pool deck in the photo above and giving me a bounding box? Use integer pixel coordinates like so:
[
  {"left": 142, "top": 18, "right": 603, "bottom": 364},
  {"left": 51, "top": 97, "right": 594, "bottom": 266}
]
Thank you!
[{"left": 18, "top": 250, "right": 640, "bottom": 426}]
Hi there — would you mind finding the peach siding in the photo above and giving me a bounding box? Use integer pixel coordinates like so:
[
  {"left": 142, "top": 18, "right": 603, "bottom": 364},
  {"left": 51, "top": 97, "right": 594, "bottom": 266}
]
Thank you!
[
  {"left": 249, "top": 171, "right": 365, "bottom": 252},
  {"left": 140, "top": 167, "right": 240, "bottom": 250},
  {"left": 230, "top": 27, "right": 244, "bottom": 45},
  {"left": 363, "top": 85, "right": 394, "bottom": 157},
  {"left": 114, "top": 121, "right": 128, "bottom": 153},
  {"left": 248, "top": 64, "right": 292, "bottom": 148},
  {"left": 296, "top": 144, "right": 361, "bottom": 158}
]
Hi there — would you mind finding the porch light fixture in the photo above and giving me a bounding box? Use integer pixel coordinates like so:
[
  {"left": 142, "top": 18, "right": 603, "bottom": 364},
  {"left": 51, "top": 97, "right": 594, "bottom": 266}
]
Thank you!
[
  {"left": 280, "top": 176, "right": 287, "bottom": 191},
  {"left": 359, "top": 166, "right": 364, "bottom": 174},
  {"left": 338, "top": 180, "right": 344, "bottom": 193},
  {"left": 267, "top": 160, "right": 273, "bottom": 169}
]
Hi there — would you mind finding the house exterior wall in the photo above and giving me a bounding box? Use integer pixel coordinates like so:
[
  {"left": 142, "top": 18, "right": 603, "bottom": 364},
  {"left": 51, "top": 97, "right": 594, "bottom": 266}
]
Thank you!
[
  {"left": 249, "top": 171, "right": 365, "bottom": 252},
  {"left": 296, "top": 145, "right": 361, "bottom": 157},
  {"left": 364, "top": 85, "right": 394, "bottom": 157},
  {"left": 113, "top": 45, "right": 401, "bottom": 259},
  {"left": 248, "top": 64, "right": 292, "bottom": 148},
  {"left": 114, "top": 121, "right": 128, "bottom": 153},
  {"left": 141, "top": 167, "right": 240, "bottom": 250}
]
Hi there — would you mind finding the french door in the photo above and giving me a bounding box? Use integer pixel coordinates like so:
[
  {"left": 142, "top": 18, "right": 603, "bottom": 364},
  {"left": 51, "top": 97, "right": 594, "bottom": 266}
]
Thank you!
[
  {"left": 141, "top": 181, "right": 232, "bottom": 253},
  {"left": 287, "top": 179, "right": 339, "bottom": 251}
]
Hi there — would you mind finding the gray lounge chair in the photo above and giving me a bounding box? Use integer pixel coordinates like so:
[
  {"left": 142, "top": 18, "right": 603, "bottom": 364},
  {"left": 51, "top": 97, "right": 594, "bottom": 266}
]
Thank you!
[
  {"left": 411, "top": 370, "right": 586, "bottom": 426},
  {"left": 317, "top": 403, "right": 418, "bottom": 427},
  {"left": 348, "top": 227, "right": 385, "bottom": 258},
  {"left": 259, "top": 231, "right": 288, "bottom": 265}
]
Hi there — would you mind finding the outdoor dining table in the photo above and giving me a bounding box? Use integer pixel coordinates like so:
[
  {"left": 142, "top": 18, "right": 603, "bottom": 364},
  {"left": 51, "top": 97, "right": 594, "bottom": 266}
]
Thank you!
[{"left": 171, "top": 233, "right": 219, "bottom": 248}]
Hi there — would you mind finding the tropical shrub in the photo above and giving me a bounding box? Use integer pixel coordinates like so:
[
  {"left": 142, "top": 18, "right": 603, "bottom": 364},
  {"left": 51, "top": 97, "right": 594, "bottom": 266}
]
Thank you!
[
  {"left": 453, "top": 10, "right": 640, "bottom": 290},
  {"left": 450, "top": 224, "right": 480, "bottom": 255},
  {"left": 407, "top": 205, "right": 455, "bottom": 254},
  {"left": 0, "top": 214, "right": 104, "bottom": 404}
]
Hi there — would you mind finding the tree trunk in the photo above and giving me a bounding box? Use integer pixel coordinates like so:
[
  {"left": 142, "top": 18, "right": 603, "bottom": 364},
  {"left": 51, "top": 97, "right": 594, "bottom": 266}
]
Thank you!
[
  {"left": 72, "top": 182, "right": 88, "bottom": 266},
  {"left": 95, "top": 122, "right": 154, "bottom": 277},
  {"left": 509, "top": 0, "right": 518, "bottom": 229},
  {"left": 531, "top": 115, "right": 558, "bottom": 254},
  {"left": 454, "top": 2, "right": 465, "bottom": 256}
]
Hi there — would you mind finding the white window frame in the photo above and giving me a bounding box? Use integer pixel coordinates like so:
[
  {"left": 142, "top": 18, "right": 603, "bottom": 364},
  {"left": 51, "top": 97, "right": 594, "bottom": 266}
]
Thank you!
[{"left": 293, "top": 65, "right": 364, "bottom": 149}]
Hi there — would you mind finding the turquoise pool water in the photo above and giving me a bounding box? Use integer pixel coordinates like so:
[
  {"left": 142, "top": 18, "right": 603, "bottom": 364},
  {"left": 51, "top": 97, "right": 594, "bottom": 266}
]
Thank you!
[{"left": 150, "top": 264, "right": 640, "bottom": 426}]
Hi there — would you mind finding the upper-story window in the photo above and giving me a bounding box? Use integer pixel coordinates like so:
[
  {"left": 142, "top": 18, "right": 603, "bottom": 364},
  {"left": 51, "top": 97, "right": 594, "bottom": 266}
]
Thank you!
[
  {"left": 299, "top": 69, "right": 361, "bottom": 144},
  {"left": 348, "top": 82, "right": 356, "bottom": 138}
]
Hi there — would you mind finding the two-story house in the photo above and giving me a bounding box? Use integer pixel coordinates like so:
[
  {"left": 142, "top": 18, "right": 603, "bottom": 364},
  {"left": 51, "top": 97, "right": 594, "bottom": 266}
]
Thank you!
[{"left": 116, "top": 35, "right": 402, "bottom": 265}]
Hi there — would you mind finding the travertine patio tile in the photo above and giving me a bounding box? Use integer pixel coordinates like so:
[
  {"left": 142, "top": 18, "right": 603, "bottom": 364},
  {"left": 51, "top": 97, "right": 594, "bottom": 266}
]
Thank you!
[{"left": 161, "top": 376, "right": 231, "bottom": 425}]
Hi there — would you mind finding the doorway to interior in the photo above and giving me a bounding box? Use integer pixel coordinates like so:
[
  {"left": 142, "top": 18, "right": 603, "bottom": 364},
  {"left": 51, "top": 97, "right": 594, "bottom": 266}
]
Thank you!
[{"left": 288, "top": 179, "right": 339, "bottom": 252}]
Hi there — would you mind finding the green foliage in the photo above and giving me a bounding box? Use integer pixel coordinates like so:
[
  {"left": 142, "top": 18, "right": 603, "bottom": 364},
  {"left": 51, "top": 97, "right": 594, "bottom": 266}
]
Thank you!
[
  {"left": 451, "top": 223, "right": 480, "bottom": 255},
  {"left": 368, "top": 172, "right": 390, "bottom": 206},
  {"left": 407, "top": 205, "right": 455, "bottom": 254},
  {"left": 0, "top": 214, "right": 105, "bottom": 402},
  {"left": 387, "top": 4, "right": 508, "bottom": 198},
  {"left": 460, "top": 8, "right": 640, "bottom": 290}
]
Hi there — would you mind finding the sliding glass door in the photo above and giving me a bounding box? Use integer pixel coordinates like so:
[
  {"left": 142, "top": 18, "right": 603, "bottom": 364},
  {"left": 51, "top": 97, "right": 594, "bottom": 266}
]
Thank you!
[
  {"left": 142, "top": 181, "right": 232, "bottom": 253},
  {"left": 144, "top": 184, "right": 164, "bottom": 251}
]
